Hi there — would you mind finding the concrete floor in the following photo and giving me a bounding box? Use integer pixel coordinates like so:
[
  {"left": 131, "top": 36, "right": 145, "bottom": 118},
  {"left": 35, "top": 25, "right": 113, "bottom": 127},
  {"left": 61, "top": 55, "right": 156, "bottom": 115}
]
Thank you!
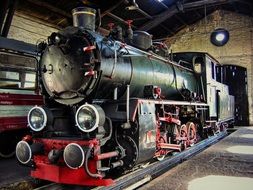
[{"left": 139, "top": 127, "right": 253, "bottom": 190}]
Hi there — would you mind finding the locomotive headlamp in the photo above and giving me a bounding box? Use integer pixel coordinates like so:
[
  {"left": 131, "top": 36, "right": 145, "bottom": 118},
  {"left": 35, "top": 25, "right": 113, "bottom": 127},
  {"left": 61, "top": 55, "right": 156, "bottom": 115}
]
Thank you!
[
  {"left": 16, "top": 141, "right": 44, "bottom": 164},
  {"left": 210, "top": 28, "right": 229, "bottom": 46},
  {"left": 63, "top": 143, "right": 86, "bottom": 169},
  {"left": 75, "top": 104, "right": 105, "bottom": 133},
  {"left": 28, "top": 106, "right": 47, "bottom": 132},
  {"left": 16, "top": 141, "right": 32, "bottom": 164}
]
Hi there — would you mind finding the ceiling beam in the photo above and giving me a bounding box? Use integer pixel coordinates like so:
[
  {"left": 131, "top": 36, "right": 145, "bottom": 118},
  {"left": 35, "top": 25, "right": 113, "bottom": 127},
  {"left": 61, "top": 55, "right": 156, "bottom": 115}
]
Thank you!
[
  {"left": 107, "top": 12, "right": 137, "bottom": 29},
  {"left": 160, "top": 25, "right": 176, "bottom": 36},
  {"left": 235, "top": 0, "right": 253, "bottom": 16},
  {"left": 98, "top": 27, "right": 110, "bottom": 36},
  {"left": 139, "top": 3, "right": 178, "bottom": 31},
  {"left": 183, "top": 0, "right": 243, "bottom": 9},
  {"left": 230, "top": 1, "right": 239, "bottom": 13},
  {"left": 175, "top": 15, "right": 188, "bottom": 26},
  {"left": 139, "top": 0, "right": 232, "bottom": 31},
  {"left": 155, "top": 0, "right": 169, "bottom": 9},
  {"left": 155, "top": 0, "right": 189, "bottom": 27},
  {"left": 134, "top": 6, "right": 174, "bottom": 35},
  {"left": 24, "top": 0, "right": 110, "bottom": 35},
  {"left": 136, "top": 8, "right": 153, "bottom": 19},
  {"left": 101, "top": 0, "right": 125, "bottom": 17},
  {"left": 25, "top": 0, "right": 72, "bottom": 18}
]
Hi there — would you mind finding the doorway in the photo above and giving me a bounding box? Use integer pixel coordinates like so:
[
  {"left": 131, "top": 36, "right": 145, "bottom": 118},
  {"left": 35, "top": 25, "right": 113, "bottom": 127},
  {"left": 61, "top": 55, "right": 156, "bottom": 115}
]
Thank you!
[{"left": 221, "top": 65, "right": 249, "bottom": 126}]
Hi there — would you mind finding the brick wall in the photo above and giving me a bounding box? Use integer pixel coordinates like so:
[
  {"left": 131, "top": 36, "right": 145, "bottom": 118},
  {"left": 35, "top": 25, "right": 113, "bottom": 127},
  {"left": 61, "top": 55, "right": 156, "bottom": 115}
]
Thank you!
[
  {"left": 7, "top": 12, "right": 59, "bottom": 44},
  {"left": 166, "top": 10, "right": 253, "bottom": 125}
]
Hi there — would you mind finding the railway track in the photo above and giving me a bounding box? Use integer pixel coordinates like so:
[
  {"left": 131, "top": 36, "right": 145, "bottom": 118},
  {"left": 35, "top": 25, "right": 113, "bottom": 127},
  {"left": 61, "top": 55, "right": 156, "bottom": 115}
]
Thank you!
[{"left": 35, "top": 131, "right": 227, "bottom": 190}]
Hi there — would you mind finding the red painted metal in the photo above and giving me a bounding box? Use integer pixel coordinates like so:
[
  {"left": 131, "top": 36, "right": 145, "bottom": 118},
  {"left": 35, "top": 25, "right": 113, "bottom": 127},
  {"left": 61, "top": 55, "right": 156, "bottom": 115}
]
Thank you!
[
  {"left": 154, "top": 87, "right": 161, "bottom": 98},
  {"left": 107, "top": 23, "right": 115, "bottom": 31},
  {"left": 30, "top": 138, "right": 114, "bottom": 186},
  {"left": 0, "top": 93, "right": 42, "bottom": 105},
  {"left": 33, "top": 138, "right": 99, "bottom": 152},
  {"left": 155, "top": 112, "right": 186, "bottom": 158},
  {"left": 22, "top": 135, "right": 32, "bottom": 142},
  {"left": 160, "top": 143, "right": 181, "bottom": 151},
  {"left": 176, "top": 122, "right": 198, "bottom": 148},
  {"left": 84, "top": 70, "right": 96, "bottom": 76},
  {"left": 83, "top": 45, "right": 96, "bottom": 52},
  {"left": 155, "top": 120, "right": 171, "bottom": 158},
  {"left": 126, "top": 20, "right": 133, "bottom": 28},
  {"left": 95, "top": 151, "right": 119, "bottom": 161},
  {"left": 159, "top": 116, "right": 181, "bottom": 125},
  {"left": 180, "top": 124, "right": 188, "bottom": 148},
  {"left": 0, "top": 92, "right": 43, "bottom": 133},
  {"left": 31, "top": 161, "right": 114, "bottom": 186},
  {"left": 186, "top": 122, "right": 197, "bottom": 145},
  {"left": 0, "top": 116, "right": 27, "bottom": 132}
]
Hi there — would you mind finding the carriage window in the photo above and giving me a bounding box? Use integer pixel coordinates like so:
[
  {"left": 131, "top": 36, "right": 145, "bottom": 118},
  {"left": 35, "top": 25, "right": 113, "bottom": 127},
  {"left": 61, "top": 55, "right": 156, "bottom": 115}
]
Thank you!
[
  {"left": 24, "top": 73, "right": 36, "bottom": 88},
  {"left": 0, "top": 52, "right": 37, "bottom": 90}
]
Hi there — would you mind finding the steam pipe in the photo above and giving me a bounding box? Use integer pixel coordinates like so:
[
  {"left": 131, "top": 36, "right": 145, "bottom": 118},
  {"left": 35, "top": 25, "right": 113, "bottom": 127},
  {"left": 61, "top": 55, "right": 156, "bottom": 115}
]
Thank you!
[
  {"left": 110, "top": 160, "right": 124, "bottom": 169},
  {"left": 126, "top": 84, "right": 130, "bottom": 123},
  {"left": 114, "top": 87, "right": 118, "bottom": 100},
  {"left": 100, "top": 117, "right": 113, "bottom": 146},
  {"left": 95, "top": 151, "right": 119, "bottom": 160},
  {"left": 85, "top": 146, "right": 103, "bottom": 178},
  {"left": 120, "top": 85, "right": 131, "bottom": 129}
]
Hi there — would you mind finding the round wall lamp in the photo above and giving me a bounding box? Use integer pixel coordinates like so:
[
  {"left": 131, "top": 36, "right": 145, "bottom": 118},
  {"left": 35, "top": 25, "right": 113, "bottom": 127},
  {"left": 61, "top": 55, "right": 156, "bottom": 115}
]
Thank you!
[{"left": 210, "top": 28, "right": 230, "bottom": 46}]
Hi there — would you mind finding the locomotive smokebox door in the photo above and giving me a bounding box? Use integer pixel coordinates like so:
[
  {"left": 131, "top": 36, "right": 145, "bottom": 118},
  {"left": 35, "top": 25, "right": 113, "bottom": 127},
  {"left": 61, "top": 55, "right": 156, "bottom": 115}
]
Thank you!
[{"left": 137, "top": 101, "right": 156, "bottom": 163}]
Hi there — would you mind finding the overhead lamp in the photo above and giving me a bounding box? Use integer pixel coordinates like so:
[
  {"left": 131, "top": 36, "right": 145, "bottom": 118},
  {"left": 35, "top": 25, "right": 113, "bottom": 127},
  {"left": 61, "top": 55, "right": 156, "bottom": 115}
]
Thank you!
[
  {"left": 125, "top": 0, "right": 139, "bottom": 11},
  {"left": 210, "top": 28, "right": 230, "bottom": 46}
]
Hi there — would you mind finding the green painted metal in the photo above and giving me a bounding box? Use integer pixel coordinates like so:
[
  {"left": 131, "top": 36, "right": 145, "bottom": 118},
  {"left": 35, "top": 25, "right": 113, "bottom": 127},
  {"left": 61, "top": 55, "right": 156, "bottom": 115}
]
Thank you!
[{"left": 128, "top": 56, "right": 197, "bottom": 100}]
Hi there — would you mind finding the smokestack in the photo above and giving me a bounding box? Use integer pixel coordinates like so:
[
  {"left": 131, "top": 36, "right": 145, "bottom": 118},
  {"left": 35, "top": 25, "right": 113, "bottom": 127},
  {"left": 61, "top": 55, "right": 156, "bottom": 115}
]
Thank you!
[{"left": 72, "top": 7, "right": 96, "bottom": 31}]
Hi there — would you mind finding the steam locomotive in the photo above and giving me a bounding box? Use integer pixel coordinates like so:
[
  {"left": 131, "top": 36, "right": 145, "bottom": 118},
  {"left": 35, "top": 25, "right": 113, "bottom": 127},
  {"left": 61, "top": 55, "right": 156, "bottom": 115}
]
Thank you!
[{"left": 16, "top": 7, "right": 234, "bottom": 186}]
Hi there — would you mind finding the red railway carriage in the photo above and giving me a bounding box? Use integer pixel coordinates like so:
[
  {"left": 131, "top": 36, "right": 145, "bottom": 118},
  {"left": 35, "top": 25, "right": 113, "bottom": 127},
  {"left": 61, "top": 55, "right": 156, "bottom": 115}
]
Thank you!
[{"left": 0, "top": 37, "right": 43, "bottom": 157}]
